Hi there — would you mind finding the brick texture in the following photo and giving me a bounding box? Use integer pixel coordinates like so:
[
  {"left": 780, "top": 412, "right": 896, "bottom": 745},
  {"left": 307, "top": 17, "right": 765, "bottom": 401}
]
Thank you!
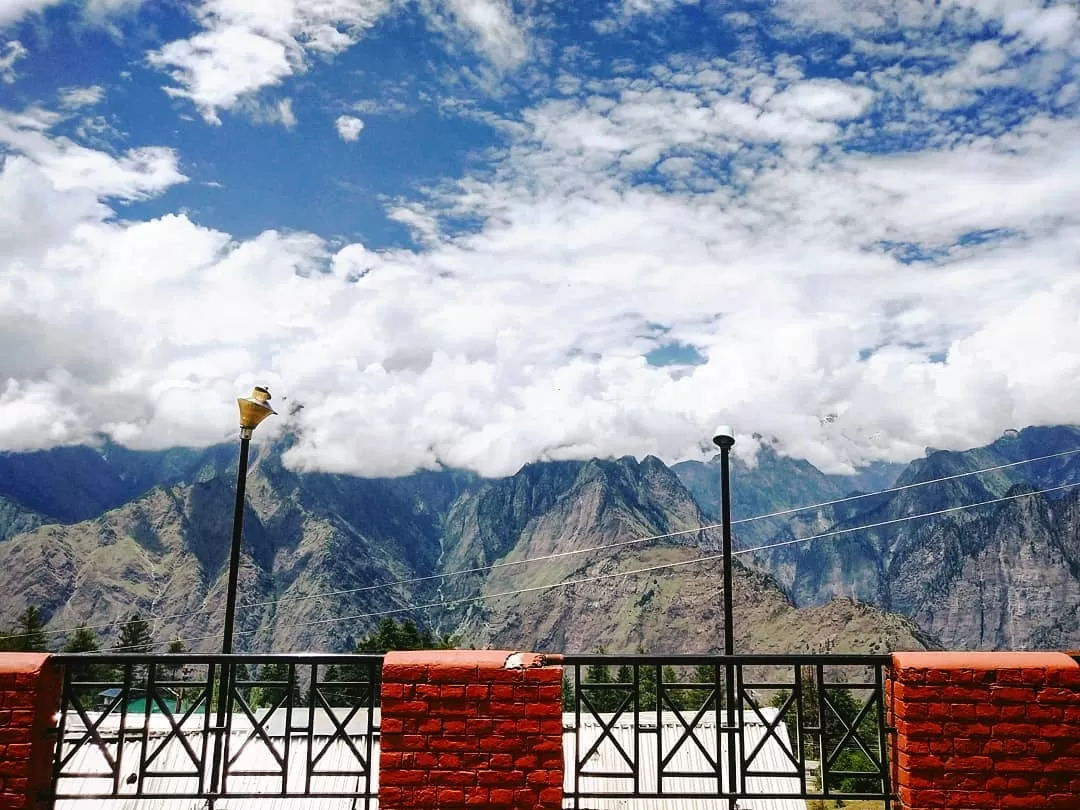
[
  {"left": 0, "top": 654, "right": 62, "bottom": 810},
  {"left": 379, "top": 650, "right": 563, "bottom": 810},
  {"left": 889, "top": 651, "right": 1080, "bottom": 810}
]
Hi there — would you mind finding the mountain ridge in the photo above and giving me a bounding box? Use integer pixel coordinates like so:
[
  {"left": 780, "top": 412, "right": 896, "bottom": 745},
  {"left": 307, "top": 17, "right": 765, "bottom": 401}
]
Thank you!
[
  {"left": 0, "top": 444, "right": 933, "bottom": 656},
  {"left": 2, "top": 425, "right": 1077, "bottom": 653}
]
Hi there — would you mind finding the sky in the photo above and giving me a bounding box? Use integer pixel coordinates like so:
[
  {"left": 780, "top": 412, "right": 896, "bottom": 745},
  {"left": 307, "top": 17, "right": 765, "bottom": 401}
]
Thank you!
[{"left": 0, "top": 0, "right": 1079, "bottom": 478}]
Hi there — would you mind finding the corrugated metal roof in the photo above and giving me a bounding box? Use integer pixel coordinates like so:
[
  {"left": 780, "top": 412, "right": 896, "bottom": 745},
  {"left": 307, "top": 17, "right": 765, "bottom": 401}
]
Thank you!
[
  {"left": 55, "top": 708, "right": 807, "bottom": 810},
  {"left": 54, "top": 710, "right": 380, "bottom": 810},
  {"left": 562, "top": 709, "right": 808, "bottom": 810}
]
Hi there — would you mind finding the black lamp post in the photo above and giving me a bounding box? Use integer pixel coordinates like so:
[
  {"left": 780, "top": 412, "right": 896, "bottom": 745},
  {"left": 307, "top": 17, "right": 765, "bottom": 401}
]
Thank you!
[
  {"left": 712, "top": 425, "right": 736, "bottom": 656},
  {"left": 210, "top": 387, "right": 276, "bottom": 805},
  {"left": 222, "top": 386, "right": 276, "bottom": 654},
  {"left": 712, "top": 425, "right": 737, "bottom": 809}
]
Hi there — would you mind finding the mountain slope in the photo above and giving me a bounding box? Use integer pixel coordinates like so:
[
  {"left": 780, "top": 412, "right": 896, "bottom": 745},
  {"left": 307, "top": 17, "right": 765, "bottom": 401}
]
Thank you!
[
  {"left": 709, "top": 426, "right": 1080, "bottom": 650},
  {"left": 0, "top": 494, "right": 46, "bottom": 542},
  {"left": 0, "top": 447, "right": 930, "bottom": 657},
  {"left": 434, "top": 454, "right": 929, "bottom": 654},
  {"left": 0, "top": 440, "right": 236, "bottom": 526},
  {"left": 672, "top": 442, "right": 904, "bottom": 549},
  {"left": 0, "top": 448, "right": 444, "bottom": 652}
]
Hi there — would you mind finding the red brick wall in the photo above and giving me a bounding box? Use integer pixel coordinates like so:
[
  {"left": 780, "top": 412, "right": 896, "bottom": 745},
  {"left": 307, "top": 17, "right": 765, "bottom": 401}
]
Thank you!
[
  {"left": 888, "top": 651, "right": 1080, "bottom": 810},
  {"left": 0, "top": 654, "right": 62, "bottom": 810},
  {"left": 379, "top": 650, "right": 563, "bottom": 810}
]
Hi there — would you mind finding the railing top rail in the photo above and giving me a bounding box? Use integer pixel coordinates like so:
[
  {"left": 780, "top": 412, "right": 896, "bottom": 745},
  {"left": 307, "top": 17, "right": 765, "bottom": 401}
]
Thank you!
[
  {"left": 561, "top": 652, "right": 893, "bottom": 665},
  {"left": 52, "top": 652, "right": 386, "bottom": 664}
]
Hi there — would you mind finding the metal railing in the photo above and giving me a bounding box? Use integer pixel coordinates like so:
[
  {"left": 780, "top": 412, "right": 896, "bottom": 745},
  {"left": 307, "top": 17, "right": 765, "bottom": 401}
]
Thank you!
[
  {"left": 561, "top": 653, "right": 894, "bottom": 808},
  {"left": 50, "top": 653, "right": 382, "bottom": 805}
]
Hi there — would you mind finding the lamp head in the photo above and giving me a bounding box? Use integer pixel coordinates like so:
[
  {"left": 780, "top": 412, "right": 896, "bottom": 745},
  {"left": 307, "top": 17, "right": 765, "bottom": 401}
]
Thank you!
[
  {"left": 238, "top": 386, "right": 276, "bottom": 438},
  {"left": 712, "top": 424, "right": 735, "bottom": 450}
]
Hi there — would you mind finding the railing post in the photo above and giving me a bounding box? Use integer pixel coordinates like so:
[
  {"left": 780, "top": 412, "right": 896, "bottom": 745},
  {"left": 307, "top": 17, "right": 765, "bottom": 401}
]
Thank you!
[
  {"left": 725, "top": 657, "right": 737, "bottom": 806},
  {"left": 889, "top": 651, "right": 1080, "bottom": 810},
  {"left": 206, "top": 660, "right": 229, "bottom": 807},
  {"left": 0, "top": 654, "right": 63, "bottom": 810},
  {"left": 378, "top": 650, "right": 563, "bottom": 810}
]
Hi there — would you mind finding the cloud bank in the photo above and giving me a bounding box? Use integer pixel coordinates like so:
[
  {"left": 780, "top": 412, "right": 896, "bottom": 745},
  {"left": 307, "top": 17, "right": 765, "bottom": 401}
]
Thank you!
[{"left": 1, "top": 1, "right": 1079, "bottom": 478}]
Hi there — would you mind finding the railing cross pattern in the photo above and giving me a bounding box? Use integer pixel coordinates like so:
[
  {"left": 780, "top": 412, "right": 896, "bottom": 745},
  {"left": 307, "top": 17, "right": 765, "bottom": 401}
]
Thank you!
[
  {"left": 740, "top": 687, "right": 801, "bottom": 773},
  {"left": 822, "top": 688, "right": 884, "bottom": 774},
  {"left": 310, "top": 685, "right": 370, "bottom": 771},
  {"left": 658, "top": 686, "right": 720, "bottom": 774},
  {"left": 577, "top": 687, "right": 637, "bottom": 774}
]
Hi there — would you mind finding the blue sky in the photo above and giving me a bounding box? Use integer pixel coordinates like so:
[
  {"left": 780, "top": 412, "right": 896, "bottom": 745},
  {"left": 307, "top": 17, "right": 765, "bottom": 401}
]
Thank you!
[{"left": 1, "top": 0, "right": 1079, "bottom": 477}]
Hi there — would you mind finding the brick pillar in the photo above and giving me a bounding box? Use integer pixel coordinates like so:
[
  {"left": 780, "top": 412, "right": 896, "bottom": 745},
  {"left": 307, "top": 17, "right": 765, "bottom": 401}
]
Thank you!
[
  {"left": 379, "top": 650, "right": 563, "bottom": 810},
  {"left": 0, "top": 654, "right": 62, "bottom": 810},
  {"left": 888, "top": 651, "right": 1080, "bottom": 810}
]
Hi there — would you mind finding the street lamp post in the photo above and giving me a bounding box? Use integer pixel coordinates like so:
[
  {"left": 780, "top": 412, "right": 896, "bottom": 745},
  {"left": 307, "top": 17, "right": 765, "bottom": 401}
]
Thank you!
[
  {"left": 712, "top": 426, "right": 738, "bottom": 810},
  {"left": 222, "top": 386, "right": 276, "bottom": 655},
  {"left": 712, "top": 425, "right": 736, "bottom": 656},
  {"left": 210, "top": 387, "right": 275, "bottom": 806}
]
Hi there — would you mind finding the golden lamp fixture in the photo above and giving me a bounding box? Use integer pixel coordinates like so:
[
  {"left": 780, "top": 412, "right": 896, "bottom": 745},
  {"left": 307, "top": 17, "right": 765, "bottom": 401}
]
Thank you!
[{"left": 237, "top": 386, "right": 277, "bottom": 438}]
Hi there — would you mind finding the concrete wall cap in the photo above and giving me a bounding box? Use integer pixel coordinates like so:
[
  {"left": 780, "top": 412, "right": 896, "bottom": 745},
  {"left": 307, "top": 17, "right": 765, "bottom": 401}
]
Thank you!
[
  {"left": 0, "top": 653, "right": 53, "bottom": 675},
  {"left": 505, "top": 652, "right": 561, "bottom": 669},
  {"left": 892, "top": 651, "right": 1080, "bottom": 671},
  {"left": 384, "top": 649, "right": 515, "bottom": 668}
]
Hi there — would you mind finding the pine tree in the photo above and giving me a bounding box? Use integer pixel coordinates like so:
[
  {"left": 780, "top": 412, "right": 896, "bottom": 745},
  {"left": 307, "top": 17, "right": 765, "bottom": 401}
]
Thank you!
[
  {"left": 561, "top": 673, "right": 575, "bottom": 711},
  {"left": 635, "top": 646, "right": 658, "bottom": 711},
  {"left": 64, "top": 626, "right": 100, "bottom": 653},
  {"left": 250, "top": 662, "right": 294, "bottom": 709},
  {"left": 117, "top": 614, "right": 152, "bottom": 652},
  {"left": 163, "top": 639, "right": 185, "bottom": 680},
  {"left": 583, "top": 647, "right": 626, "bottom": 713},
  {"left": 63, "top": 625, "right": 110, "bottom": 682},
  {"left": 14, "top": 606, "right": 47, "bottom": 652},
  {"left": 353, "top": 617, "right": 452, "bottom": 653}
]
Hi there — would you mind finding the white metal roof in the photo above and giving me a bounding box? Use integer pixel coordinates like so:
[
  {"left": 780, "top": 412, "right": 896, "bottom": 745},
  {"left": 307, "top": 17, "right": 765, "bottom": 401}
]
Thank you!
[
  {"left": 562, "top": 709, "right": 807, "bottom": 810},
  {"left": 54, "top": 708, "right": 807, "bottom": 810},
  {"left": 54, "top": 710, "right": 380, "bottom": 810}
]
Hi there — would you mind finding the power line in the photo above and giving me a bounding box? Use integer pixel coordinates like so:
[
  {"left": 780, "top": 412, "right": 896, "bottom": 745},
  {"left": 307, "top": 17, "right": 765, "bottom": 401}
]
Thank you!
[
  {"left": 25, "top": 445, "right": 1080, "bottom": 644},
  {"left": 233, "top": 445, "right": 1080, "bottom": 609},
  {"left": 738, "top": 446, "right": 1080, "bottom": 523},
  {"left": 736, "top": 480, "right": 1079, "bottom": 555},
  {"left": 127, "top": 478, "right": 1079, "bottom": 651}
]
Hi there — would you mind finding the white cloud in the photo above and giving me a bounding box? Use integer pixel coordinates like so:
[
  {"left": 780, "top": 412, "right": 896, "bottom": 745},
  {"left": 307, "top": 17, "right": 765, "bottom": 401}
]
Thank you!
[
  {"left": 0, "top": 40, "right": 27, "bottom": 84},
  {"left": 0, "top": 109, "right": 186, "bottom": 199},
  {"left": 768, "top": 80, "right": 874, "bottom": 121},
  {"left": 148, "top": 0, "right": 396, "bottom": 122},
  {"left": 149, "top": 0, "right": 531, "bottom": 123},
  {"left": 237, "top": 96, "right": 297, "bottom": 128},
  {"left": 84, "top": 0, "right": 145, "bottom": 17},
  {"left": 149, "top": 25, "right": 299, "bottom": 124},
  {"left": 335, "top": 114, "right": 365, "bottom": 141},
  {"left": 438, "top": 0, "right": 529, "bottom": 70},
  {"left": 773, "top": 0, "right": 1080, "bottom": 56},
  {"left": 279, "top": 98, "right": 296, "bottom": 128},
  {"left": 0, "top": 0, "right": 63, "bottom": 27},
  {"left": 0, "top": 0, "right": 145, "bottom": 26},
  {"left": 1001, "top": 3, "right": 1079, "bottom": 49},
  {"left": 594, "top": 0, "right": 700, "bottom": 31},
  {"left": 58, "top": 85, "right": 106, "bottom": 109},
  {"left": 3, "top": 15, "right": 1080, "bottom": 479}
]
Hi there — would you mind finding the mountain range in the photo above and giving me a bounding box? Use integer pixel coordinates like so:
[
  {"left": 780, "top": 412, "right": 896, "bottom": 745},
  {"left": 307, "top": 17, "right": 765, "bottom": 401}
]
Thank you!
[{"left": 0, "top": 425, "right": 1076, "bottom": 655}]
